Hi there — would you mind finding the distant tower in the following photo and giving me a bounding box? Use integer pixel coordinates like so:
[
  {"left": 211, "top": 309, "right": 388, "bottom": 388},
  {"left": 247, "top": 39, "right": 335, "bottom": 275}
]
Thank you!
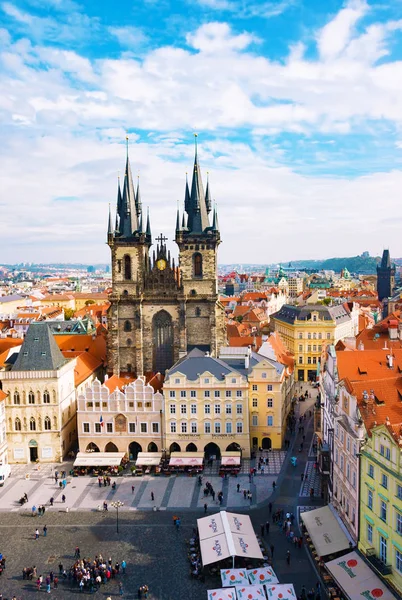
[{"left": 377, "top": 249, "right": 395, "bottom": 301}]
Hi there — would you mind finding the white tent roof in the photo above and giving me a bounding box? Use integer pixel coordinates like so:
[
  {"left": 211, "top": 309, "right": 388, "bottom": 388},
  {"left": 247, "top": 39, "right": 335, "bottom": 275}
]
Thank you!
[
  {"left": 326, "top": 551, "right": 395, "bottom": 600},
  {"left": 74, "top": 452, "right": 125, "bottom": 467},
  {"left": 221, "top": 453, "right": 241, "bottom": 466},
  {"left": 169, "top": 451, "right": 204, "bottom": 466},
  {"left": 265, "top": 584, "right": 297, "bottom": 599},
  {"left": 236, "top": 585, "right": 265, "bottom": 599},
  {"left": 300, "top": 505, "right": 350, "bottom": 556},
  {"left": 197, "top": 511, "right": 263, "bottom": 566},
  {"left": 207, "top": 588, "right": 236, "bottom": 600},
  {"left": 135, "top": 452, "right": 162, "bottom": 466}
]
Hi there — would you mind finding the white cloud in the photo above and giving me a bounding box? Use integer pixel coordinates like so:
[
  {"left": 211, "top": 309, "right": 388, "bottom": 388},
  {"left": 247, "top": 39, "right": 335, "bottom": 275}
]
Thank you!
[
  {"left": 109, "top": 26, "right": 149, "bottom": 49},
  {"left": 317, "top": 0, "right": 368, "bottom": 61},
  {"left": 186, "top": 21, "right": 257, "bottom": 52}
]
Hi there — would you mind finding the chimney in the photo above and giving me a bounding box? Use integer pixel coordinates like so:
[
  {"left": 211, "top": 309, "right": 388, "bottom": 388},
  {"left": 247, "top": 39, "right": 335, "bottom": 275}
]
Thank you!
[
  {"left": 104, "top": 374, "right": 108, "bottom": 381},
  {"left": 245, "top": 345, "right": 251, "bottom": 369},
  {"left": 387, "top": 354, "right": 394, "bottom": 369},
  {"left": 388, "top": 324, "right": 398, "bottom": 340},
  {"left": 398, "top": 322, "right": 402, "bottom": 341}
]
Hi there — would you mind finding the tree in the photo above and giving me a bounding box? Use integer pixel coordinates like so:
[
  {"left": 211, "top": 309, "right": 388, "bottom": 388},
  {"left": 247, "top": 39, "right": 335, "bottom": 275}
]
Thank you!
[
  {"left": 64, "top": 308, "right": 75, "bottom": 320},
  {"left": 322, "top": 297, "right": 331, "bottom": 306},
  {"left": 85, "top": 300, "right": 95, "bottom": 306}
]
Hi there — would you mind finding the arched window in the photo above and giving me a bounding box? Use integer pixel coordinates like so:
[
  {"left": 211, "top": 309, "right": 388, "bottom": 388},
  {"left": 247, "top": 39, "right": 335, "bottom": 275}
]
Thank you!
[
  {"left": 28, "top": 391, "right": 35, "bottom": 405},
  {"left": 29, "top": 417, "right": 36, "bottom": 431},
  {"left": 15, "top": 417, "right": 21, "bottom": 431},
  {"left": 153, "top": 310, "right": 173, "bottom": 373},
  {"left": 44, "top": 417, "right": 51, "bottom": 431},
  {"left": 13, "top": 391, "right": 20, "bottom": 405},
  {"left": 124, "top": 255, "right": 132, "bottom": 280},
  {"left": 124, "top": 320, "right": 132, "bottom": 332},
  {"left": 43, "top": 390, "right": 50, "bottom": 404},
  {"left": 195, "top": 307, "right": 201, "bottom": 317},
  {"left": 193, "top": 253, "right": 203, "bottom": 278}
]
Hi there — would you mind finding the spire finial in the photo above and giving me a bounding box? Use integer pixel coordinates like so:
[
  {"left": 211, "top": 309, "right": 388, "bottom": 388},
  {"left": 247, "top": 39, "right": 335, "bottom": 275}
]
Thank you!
[
  {"left": 194, "top": 133, "right": 198, "bottom": 157},
  {"left": 126, "top": 134, "right": 129, "bottom": 159}
]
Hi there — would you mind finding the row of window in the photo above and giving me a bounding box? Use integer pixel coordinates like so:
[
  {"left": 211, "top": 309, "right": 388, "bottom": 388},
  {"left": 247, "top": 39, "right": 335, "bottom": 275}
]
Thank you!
[
  {"left": 334, "top": 449, "right": 357, "bottom": 489},
  {"left": 367, "top": 488, "right": 402, "bottom": 532},
  {"left": 252, "top": 398, "right": 273, "bottom": 407},
  {"left": 168, "top": 390, "right": 243, "bottom": 398},
  {"left": 252, "top": 415, "right": 274, "bottom": 427},
  {"left": 298, "top": 345, "right": 322, "bottom": 353},
  {"left": 169, "top": 403, "right": 244, "bottom": 415},
  {"left": 366, "top": 524, "right": 402, "bottom": 572},
  {"left": 169, "top": 421, "right": 243, "bottom": 434},
  {"left": 14, "top": 417, "right": 51, "bottom": 431},
  {"left": 251, "top": 384, "right": 273, "bottom": 391},
  {"left": 367, "top": 465, "right": 402, "bottom": 499},
  {"left": 82, "top": 422, "right": 159, "bottom": 434},
  {"left": 85, "top": 401, "right": 153, "bottom": 410},
  {"left": 172, "top": 376, "right": 239, "bottom": 386},
  {"left": 297, "top": 332, "right": 331, "bottom": 340},
  {"left": 379, "top": 443, "right": 391, "bottom": 460},
  {"left": 298, "top": 356, "right": 319, "bottom": 365},
  {"left": 13, "top": 391, "right": 51, "bottom": 405}
]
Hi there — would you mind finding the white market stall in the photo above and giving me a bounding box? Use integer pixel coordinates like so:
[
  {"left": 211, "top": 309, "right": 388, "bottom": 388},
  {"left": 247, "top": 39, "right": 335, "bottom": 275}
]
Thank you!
[
  {"left": 197, "top": 511, "right": 263, "bottom": 567},
  {"left": 247, "top": 566, "right": 279, "bottom": 585},
  {"left": 221, "top": 569, "right": 249, "bottom": 586},
  {"left": 169, "top": 452, "right": 204, "bottom": 469},
  {"left": 220, "top": 452, "right": 241, "bottom": 471},
  {"left": 326, "top": 551, "right": 395, "bottom": 600},
  {"left": 300, "top": 505, "right": 351, "bottom": 557},
  {"left": 207, "top": 588, "right": 237, "bottom": 600},
  {"left": 74, "top": 452, "right": 125, "bottom": 467},
  {"left": 265, "top": 584, "right": 297, "bottom": 599},
  {"left": 135, "top": 452, "right": 162, "bottom": 466},
  {"left": 235, "top": 585, "right": 265, "bottom": 599}
]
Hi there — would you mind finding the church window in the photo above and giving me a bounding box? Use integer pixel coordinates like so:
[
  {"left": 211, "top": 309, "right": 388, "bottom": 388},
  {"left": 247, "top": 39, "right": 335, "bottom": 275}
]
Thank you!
[
  {"left": 190, "top": 289, "right": 197, "bottom": 296},
  {"left": 13, "top": 391, "right": 20, "bottom": 405},
  {"left": 43, "top": 391, "right": 50, "bottom": 404},
  {"left": 15, "top": 417, "right": 21, "bottom": 431},
  {"left": 123, "top": 290, "right": 128, "bottom": 296},
  {"left": 124, "top": 255, "right": 132, "bottom": 280},
  {"left": 195, "top": 307, "right": 201, "bottom": 317},
  {"left": 29, "top": 417, "right": 36, "bottom": 431},
  {"left": 44, "top": 417, "right": 51, "bottom": 431},
  {"left": 28, "top": 391, "right": 35, "bottom": 405},
  {"left": 124, "top": 320, "right": 132, "bottom": 332},
  {"left": 193, "top": 253, "right": 203, "bottom": 278},
  {"left": 152, "top": 310, "right": 173, "bottom": 374}
]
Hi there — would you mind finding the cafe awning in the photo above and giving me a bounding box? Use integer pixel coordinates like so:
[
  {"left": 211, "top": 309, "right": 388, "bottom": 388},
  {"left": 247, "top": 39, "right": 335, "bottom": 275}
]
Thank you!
[
  {"left": 197, "top": 511, "right": 263, "bottom": 566},
  {"left": 326, "top": 551, "right": 395, "bottom": 600},
  {"left": 300, "top": 505, "right": 351, "bottom": 557},
  {"left": 221, "top": 452, "right": 241, "bottom": 466},
  {"left": 74, "top": 452, "right": 125, "bottom": 467},
  {"left": 135, "top": 452, "right": 162, "bottom": 466},
  {"left": 169, "top": 451, "right": 204, "bottom": 466}
]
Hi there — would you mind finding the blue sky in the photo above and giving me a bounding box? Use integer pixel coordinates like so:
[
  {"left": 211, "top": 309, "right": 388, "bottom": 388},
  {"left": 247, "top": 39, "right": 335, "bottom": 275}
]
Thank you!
[{"left": 1, "top": 0, "right": 402, "bottom": 264}]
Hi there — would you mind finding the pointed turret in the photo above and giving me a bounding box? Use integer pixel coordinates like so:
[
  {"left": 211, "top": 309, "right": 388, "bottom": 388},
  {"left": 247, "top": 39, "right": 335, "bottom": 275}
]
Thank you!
[
  {"left": 381, "top": 249, "right": 391, "bottom": 268},
  {"left": 184, "top": 173, "right": 190, "bottom": 214},
  {"left": 205, "top": 173, "right": 212, "bottom": 213},
  {"left": 212, "top": 203, "right": 219, "bottom": 233},
  {"left": 185, "top": 135, "right": 210, "bottom": 234},
  {"left": 135, "top": 176, "right": 142, "bottom": 218},
  {"left": 181, "top": 211, "right": 186, "bottom": 229},
  {"left": 175, "top": 204, "right": 181, "bottom": 234},
  {"left": 107, "top": 204, "right": 113, "bottom": 239},
  {"left": 146, "top": 207, "right": 152, "bottom": 240},
  {"left": 114, "top": 177, "right": 122, "bottom": 234}
]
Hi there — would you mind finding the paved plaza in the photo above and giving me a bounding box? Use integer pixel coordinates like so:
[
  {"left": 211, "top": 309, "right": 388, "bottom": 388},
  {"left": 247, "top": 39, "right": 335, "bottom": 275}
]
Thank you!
[{"left": 0, "top": 391, "right": 326, "bottom": 599}]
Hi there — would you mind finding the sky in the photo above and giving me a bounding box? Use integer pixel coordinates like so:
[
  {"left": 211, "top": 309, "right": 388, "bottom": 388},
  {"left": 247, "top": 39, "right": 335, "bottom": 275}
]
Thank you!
[{"left": 1, "top": 0, "right": 402, "bottom": 265}]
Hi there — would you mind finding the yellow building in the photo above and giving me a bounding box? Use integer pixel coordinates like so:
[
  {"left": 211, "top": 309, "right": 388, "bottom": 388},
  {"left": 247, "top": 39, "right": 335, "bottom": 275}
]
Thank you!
[
  {"left": 270, "top": 304, "right": 358, "bottom": 382},
  {"left": 359, "top": 422, "right": 402, "bottom": 596},
  {"left": 163, "top": 349, "right": 250, "bottom": 459}
]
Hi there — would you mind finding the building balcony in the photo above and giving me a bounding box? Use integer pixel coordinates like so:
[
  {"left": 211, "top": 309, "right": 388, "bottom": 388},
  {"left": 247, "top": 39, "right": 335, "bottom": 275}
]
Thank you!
[{"left": 366, "top": 551, "right": 393, "bottom": 576}]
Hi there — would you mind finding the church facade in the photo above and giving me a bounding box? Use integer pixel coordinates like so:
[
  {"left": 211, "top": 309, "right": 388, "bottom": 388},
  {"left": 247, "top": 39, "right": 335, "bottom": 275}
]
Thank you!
[{"left": 107, "top": 141, "right": 226, "bottom": 376}]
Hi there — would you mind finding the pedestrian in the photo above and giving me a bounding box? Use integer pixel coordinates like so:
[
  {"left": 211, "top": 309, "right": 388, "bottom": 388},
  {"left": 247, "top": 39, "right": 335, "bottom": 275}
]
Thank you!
[
  {"left": 249, "top": 492, "right": 252, "bottom": 503},
  {"left": 121, "top": 559, "right": 127, "bottom": 574},
  {"left": 119, "top": 581, "right": 124, "bottom": 596},
  {"left": 243, "top": 489, "right": 247, "bottom": 499},
  {"left": 151, "top": 491, "right": 154, "bottom": 501},
  {"left": 270, "top": 544, "right": 274, "bottom": 559},
  {"left": 268, "top": 502, "right": 272, "bottom": 513},
  {"left": 237, "top": 483, "right": 240, "bottom": 492},
  {"left": 58, "top": 562, "right": 63, "bottom": 574},
  {"left": 46, "top": 575, "right": 51, "bottom": 593},
  {"left": 50, "top": 497, "right": 54, "bottom": 506},
  {"left": 286, "top": 550, "right": 291, "bottom": 565},
  {"left": 272, "top": 481, "right": 276, "bottom": 490},
  {"left": 266, "top": 521, "right": 270, "bottom": 534},
  {"left": 260, "top": 524, "right": 265, "bottom": 536},
  {"left": 204, "top": 503, "right": 208, "bottom": 513},
  {"left": 54, "top": 576, "right": 58, "bottom": 589},
  {"left": 132, "top": 485, "right": 135, "bottom": 494},
  {"left": 74, "top": 546, "right": 80, "bottom": 559},
  {"left": 301, "top": 473, "right": 304, "bottom": 482},
  {"left": 24, "top": 492, "right": 28, "bottom": 502},
  {"left": 43, "top": 525, "right": 47, "bottom": 537},
  {"left": 35, "top": 528, "right": 39, "bottom": 540},
  {"left": 62, "top": 494, "right": 66, "bottom": 503},
  {"left": 175, "top": 517, "right": 181, "bottom": 530},
  {"left": 32, "top": 505, "right": 37, "bottom": 517}
]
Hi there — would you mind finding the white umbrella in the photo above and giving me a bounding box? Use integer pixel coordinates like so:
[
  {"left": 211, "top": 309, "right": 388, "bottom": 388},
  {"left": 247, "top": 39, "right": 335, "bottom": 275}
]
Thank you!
[
  {"left": 265, "top": 583, "right": 297, "bottom": 599},
  {"left": 207, "top": 588, "right": 237, "bottom": 600},
  {"left": 236, "top": 585, "right": 266, "bottom": 599},
  {"left": 247, "top": 566, "right": 279, "bottom": 585},
  {"left": 221, "top": 568, "right": 249, "bottom": 587}
]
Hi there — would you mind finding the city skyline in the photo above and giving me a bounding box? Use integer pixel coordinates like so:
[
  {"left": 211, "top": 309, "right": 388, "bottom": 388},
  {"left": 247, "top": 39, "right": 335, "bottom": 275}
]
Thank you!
[{"left": 2, "top": 0, "right": 402, "bottom": 263}]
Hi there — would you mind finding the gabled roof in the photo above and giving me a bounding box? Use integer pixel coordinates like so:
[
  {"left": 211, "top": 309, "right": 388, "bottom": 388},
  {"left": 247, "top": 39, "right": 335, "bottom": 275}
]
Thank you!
[
  {"left": 12, "top": 322, "right": 68, "bottom": 372},
  {"left": 166, "top": 348, "right": 240, "bottom": 381}
]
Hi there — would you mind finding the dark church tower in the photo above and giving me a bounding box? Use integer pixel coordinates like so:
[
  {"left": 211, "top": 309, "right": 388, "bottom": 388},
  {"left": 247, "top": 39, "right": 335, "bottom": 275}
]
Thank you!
[
  {"left": 107, "top": 137, "right": 226, "bottom": 377},
  {"left": 377, "top": 249, "right": 395, "bottom": 301}
]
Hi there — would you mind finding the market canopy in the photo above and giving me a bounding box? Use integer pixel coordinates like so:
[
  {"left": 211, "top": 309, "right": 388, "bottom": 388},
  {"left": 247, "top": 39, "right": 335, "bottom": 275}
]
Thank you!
[
  {"left": 74, "top": 452, "right": 125, "bottom": 467},
  {"left": 221, "top": 452, "right": 241, "bottom": 466},
  {"left": 300, "top": 506, "right": 350, "bottom": 556},
  {"left": 247, "top": 567, "right": 279, "bottom": 585},
  {"left": 207, "top": 588, "right": 236, "bottom": 600},
  {"left": 135, "top": 452, "right": 162, "bottom": 466},
  {"left": 265, "top": 584, "right": 297, "bottom": 599},
  {"left": 197, "top": 511, "right": 263, "bottom": 566},
  {"left": 169, "top": 451, "right": 204, "bottom": 466},
  {"left": 221, "top": 569, "right": 248, "bottom": 587},
  {"left": 326, "top": 551, "right": 395, "bottom": 600},
  {"left": 235, "top": 585, "right": 265, "bottom": 599}
]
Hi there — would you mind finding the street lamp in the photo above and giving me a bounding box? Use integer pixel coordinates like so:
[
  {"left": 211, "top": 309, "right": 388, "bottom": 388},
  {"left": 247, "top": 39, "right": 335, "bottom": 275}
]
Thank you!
[{"left": 110, "top": 500, "right": 124, "bottom": 533}]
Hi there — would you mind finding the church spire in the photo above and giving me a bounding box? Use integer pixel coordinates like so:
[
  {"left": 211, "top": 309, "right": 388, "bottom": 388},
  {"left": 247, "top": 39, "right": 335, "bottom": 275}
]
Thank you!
[
  {"left": 186, "top": 134, "right": 210, "bottom": 234},
  {"left": 119, "top": 136, "right": 139, "bottom": 237},
  {"left": 107, "top": 203, "right": 113, "bottom": 239},
  {"left": 115, "top": 176, "right": 122, "bottom": 234},
  {"left": 135, "top": 175, "right": 142, "bottom": 218},
  {"left": 146, "top": 207, "right": 152, "bottom": 240},
  {"left": 175, "top": 203, "right": 181, "bottom": 234},
  {"left": 212, "top": 203, "right": 219, "bottom": 233},
  {"left": 184, "top": 173, "right": 190, "bottom": 213},
  {"left": 205, "top": 172, "right": 212, "bottom": 213}
]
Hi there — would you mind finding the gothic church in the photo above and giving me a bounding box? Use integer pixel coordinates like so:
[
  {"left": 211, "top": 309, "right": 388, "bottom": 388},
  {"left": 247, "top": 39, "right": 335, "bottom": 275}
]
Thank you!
[{"left": 107, "top": 140, "right": 226, "bottom": 376}]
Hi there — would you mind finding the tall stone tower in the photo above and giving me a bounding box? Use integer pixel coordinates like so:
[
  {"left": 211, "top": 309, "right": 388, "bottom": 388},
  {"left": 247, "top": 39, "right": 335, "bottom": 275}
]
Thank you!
[
  {"left": 377, "top": 249, "right": 395, "bottom": 302},
  {"left": 107, "top": 138, "right": 226, "bottom": 377}
]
